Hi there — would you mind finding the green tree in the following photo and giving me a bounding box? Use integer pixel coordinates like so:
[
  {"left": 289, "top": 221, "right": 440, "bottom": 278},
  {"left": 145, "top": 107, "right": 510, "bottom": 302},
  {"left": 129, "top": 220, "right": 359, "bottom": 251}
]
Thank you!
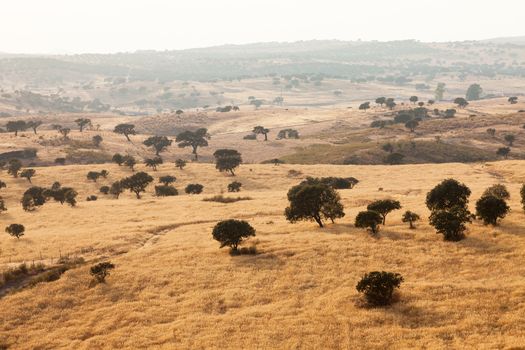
[
  {"left": 20, "top": 169, "right": 36, "bottom": 183},
  {"left": 402, "top": 211, "right": 420, "bottom": 229},
  {"left": 159, "top": 175, "right": 176, "bottom": 185},
  {"left": 359, "top": 102, "right": 371, "bottom": 111},
  {"left": 143, "top": 136, "right": 172, "bottom": 156},
  {"left": 375, "top": 97, "right": 386, "bottom": 106},
  {"left": 124, "top": 156, "right": 137, "bottom": 171},
  {"left": 120, "top": 172, "right": 154, "bottom": 199},
  {"left": 356, "top": 271, "right": 403, "bottom": 306},
  {"left": 434, "top": 83, "right": 446, "bottom": 101},
  {"left": 92, "top": 135, "right": 103, "bottom": 147},
  {"left": 504, "top": 134, "right": 515, "bottom": 146},
  {"left": 213, "top": 149, "right": 242, "bottom": 176},
  {"left": 405, "top": 119, "right": 419, "bottom": 132},
  {"left": 7, "top": 159, "right": 22, "bottom": 178},
  {"left": 482, "top": 184, "right": 510, "bottom": 200},
  {"left": 6, "top": 120, "right": 27, "bottom": 136},
  {"left": 176, "top": 128, "right": 210, "bottom": 160},
  {"left": 284, "top": 183, "right": 345, "bottom": 228},
  {"left": 426, "top": 178, "right": 471, "bottom": 211},
  {"left": 75, "top": 118, "right": 91, "bottom": 132},
  {"left": 87, "top": 171, "right": 101, "bottom": 182},
  {"left": 466, "top": 84, "right": 483, "bottom": 101},
  {"left": 212, "top": 219, "right": 256, "bottom": 253},
  {"left": 112, "top": 153, "right": 124, "bottom": 166},
  {"left": 475, "top": 195, "right": 510, "bottom": 226},
  {"left": 429, "top": 206, "right": 472, "bottom": 241},
  {"left": 454, "top": 97, "right": 469, "bottom": 108},
  {"left": 497, "top": 147, "right": 510, "bottom": 159},
  {"left": 110, "top": 181, "right": 124, "bottom": 198},
  {"left": 144, "top": 157, "right": 163, "bottom": 171},
  {"left": 21, "top": 186, "right": 48, "bottom": 211},
  {"left": 253, "top": 126, "right": 270, "bottom": 141},
  {"left": 113, "top": 123, "right": 136, "bottom": 141},
  {"left": 355, "top": 210, "right": 382, "bottom": 234},
  {"left": 175, "top": 159, "right": 187, "bottom": 170},
  {"left": 367, "top": 199, "right": 402, "bottom": 225},
  {"left": 185, "top": 184, "right": 203, "bottom": 194},
  {"left": 27, "top": 120, "right": 42, "bottom": 134},
  {"left": 409, "top": 96, "right": 418, "bottom": 104},
  {"left": 6, "top": 224, "right": 25, "bottom": 239}
]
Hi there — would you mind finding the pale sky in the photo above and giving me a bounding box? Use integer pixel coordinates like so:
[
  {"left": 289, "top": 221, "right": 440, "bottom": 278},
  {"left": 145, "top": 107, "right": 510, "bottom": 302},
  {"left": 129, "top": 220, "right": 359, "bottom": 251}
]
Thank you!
[{"left": 2, "top": 0, "right": 524, "bottom": 54}]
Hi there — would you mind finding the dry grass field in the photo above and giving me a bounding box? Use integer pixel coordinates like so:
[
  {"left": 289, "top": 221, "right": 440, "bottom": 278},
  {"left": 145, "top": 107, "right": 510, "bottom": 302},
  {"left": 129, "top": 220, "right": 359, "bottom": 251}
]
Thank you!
[{"left": 1, "top": 160, "right": 525, "bottom": 349}]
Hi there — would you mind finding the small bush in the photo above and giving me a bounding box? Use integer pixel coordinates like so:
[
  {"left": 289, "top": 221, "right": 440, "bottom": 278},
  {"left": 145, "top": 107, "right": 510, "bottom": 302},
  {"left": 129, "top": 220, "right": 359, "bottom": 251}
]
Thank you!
[
  {"left": 227, "top": 181, "right": 242, "bottom": 192},
  {"left": 90, "top": 262, "right": 115, "bottom": 283},
  {"left": 475, "top": 195, "right": 510, "bottom": 226},
  {"left": 155, "top": 185, "right": 179, "bottom": 197},
  {"left": 185, "top": 184, "right": 203, "bottom": 194},
  {"left": 5, "top": 224, "right": 25, "bottom": 239},
  {"left": 203, "top": 195, "right": 252, "bottom": 203},
  {"left": 355, "top": 211, "right": 382, "bottom": 234},
  {"left": 99, "top": 186, "right": 110, "bottom": 194},
  {"left": 356, "top": 271, "right": 403, "bottom": 306},
  {"left": 401, "top": 211, "right": 420, "bottom": 229},
  {"left": 86, "top": 195, "right": 98, "bottom": 201}
]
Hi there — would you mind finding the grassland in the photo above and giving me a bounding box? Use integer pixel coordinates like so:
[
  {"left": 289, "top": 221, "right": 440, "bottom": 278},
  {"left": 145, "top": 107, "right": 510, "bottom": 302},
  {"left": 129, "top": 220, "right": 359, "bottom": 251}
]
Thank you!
[{"left": 1, "top": 161, "right": 525, "bottom": 348}]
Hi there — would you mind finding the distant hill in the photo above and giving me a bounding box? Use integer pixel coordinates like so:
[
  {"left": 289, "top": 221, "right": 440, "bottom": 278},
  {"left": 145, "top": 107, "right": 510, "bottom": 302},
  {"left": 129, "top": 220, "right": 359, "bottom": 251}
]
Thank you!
[{"left": 483, "top": 36, "right": 525, "bottom": 45}]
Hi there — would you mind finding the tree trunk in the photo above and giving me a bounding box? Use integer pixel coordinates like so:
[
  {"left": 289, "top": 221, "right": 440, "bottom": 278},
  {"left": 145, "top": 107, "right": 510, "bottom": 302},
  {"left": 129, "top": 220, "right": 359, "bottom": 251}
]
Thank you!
[
  {"left": 264, "top": 133, "right": 268, "bottom": 141},
  {"left": 314, "top": 215, "right": 324, "bottom": 228},
  {"left": 382, "top": 215, "right": 386, "bottom": 225},
  {"left": 125, "top": 134, "right": 131, "bottom": 142},
  {"left": 409, "top": 220, "right": 414, "bottom": 229},
  {"left": 230, "top": 169, "right": 235, "bottom": 176}
]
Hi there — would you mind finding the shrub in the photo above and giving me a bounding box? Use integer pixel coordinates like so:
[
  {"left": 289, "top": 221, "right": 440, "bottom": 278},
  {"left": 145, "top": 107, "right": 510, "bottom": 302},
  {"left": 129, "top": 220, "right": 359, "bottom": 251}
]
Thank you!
[
  {"left": 87, "top": 171, "right": 101, "bottom": 182},
  {"left": 110, "top": 181, "right": 124, "bottom": 198},
  {"left": 86, "top": 195, "right": 98, "bottom": 201},
  {"left": 482, "top": 184, "right": 510, "bottom": 200},
  {"left": 475, "top": 195, "right": 510, "bottom": 226},
  {"left": 384, "top": 152, "right": 404, "bottom": 165},
  {"left": 155, "top": 185, "right": 178, "bottom": 197},
  {"left": 227, "top": 181, "right": 242, "bottom": 192},
  {"left": 285, "top": 183, "right": 344, "bottom": 227},
  {"left": 6, "top": 224, "right": 25, "bottom": 239},
  {"left": 355, "top": 210, "right": 382, "bottom": 234},
  {"left": 185, "top": 184, "right": 203, "bottom": 194},
  {"left": 367, "top": 199, "right": 402, "bottom": 225},
  {"left": 212, "top": 219, "right": 256, "bottom": 253},
  {"left": 401, "top": 211, "right": 420, "bottom": 229},
  {"left": 112, "top": 153, "right": 124, "bottom": 166},
  {"left": 203, "top": 195, "right": 252, "bottom": 203},
  {"left": 0, "top": 197, "right": 6, "bottom": 214},
  {"left": 54, "top": 157, "right": 66, "bottom": 165},
  {"left": 20, "top": 169, "right": 36, "bottom": 183},
  {"left": 300, "top": 176, "right": 358, "bottom": 189},
  {"left": 521, "top": 184, "right": 525, "bottom": 211},
  {"left": 7, "top": 159, "right": 22, "bottom": 178},
  {"left": 356, "top": 271, "right": 403, "bottom": 306},
  {"left": 90, "top": 262, "right": 115, "bottom": 283},
  {"left": 100, "top": 186, "right": 110, "bottom": 194}
]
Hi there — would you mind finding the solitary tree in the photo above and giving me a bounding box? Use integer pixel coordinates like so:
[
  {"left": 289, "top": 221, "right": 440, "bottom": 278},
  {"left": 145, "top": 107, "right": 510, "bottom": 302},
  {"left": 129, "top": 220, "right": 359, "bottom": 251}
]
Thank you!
[
  {"left": 228, "top": 181, "right": 242, "bottom": 192},
  {"left": 454, "top": 97, "right": 469, "bottom": 108},
  {"left": 6, "top": 224, "right": 25, "bottom": 239},
  {"left": 355, "top": 210, "right": 382, "bottom": 234},
  {"left": 20, "top": 169, "right": 36, "bottom": 183},
  {"left": 113, "top": 123, "right": 136, "bottom": 142},
  {"left": 144, "top": 157, "right": 163, "bottom": 171},
  {"left": 110, "top": 181, "right": 124, "bottom": 198},
  {"left": 401, "top": 211, "right": 420, "bottom": 229},
  {"left": 466, "top": 84, "right": 483, "bottom": 101},
  {"left": 212, "top": 219, "right": 256, "bottom": 253},
  {"left": 356, "top": 271, "right": 403, "bottom": 306},
  {"left": 405, "top": 119, "right": 419, "bottom": 132},
  {"left": 175, "top": 159, "right": 187, "bottom": 170},
  {"left": 359, "top": 102, "right": 371, "bottom": 112},
  {"left": 176, "top": 128, "right": 210, "bottom": 160},
  {"left": 87, "top": 171, "right": 102, "bottom": 182},
  {"left": 385, "top": 98, "right": 396, "bottom": 110},
  {"left": 497, "top": 147, "right": 510, "bottom": 159},
  {"left": 112, "top": 153, "right": 124, "bottom": 166},
  {"left": 253, "top": 126, "right": 270, "bottom": 141},
  {"left": 143, "top": 136, "right": 172, "bottom": 156},
  {"left": 486, "top": 128, "right": 496, "bottom": 137},
  {"left": 185, "top": 183, "right": 204, "bottom": 194},
  {"left": 504, "top": 134, "right": 516, "bottom": 146},
  {"left": 409, "top": 96, "right": 418, "bottom": 104},
  {"left": 124, "top": 156, "right": 137, "bottom": 171},
  {"left": 6, "top": 120, "right": 27, "bottom": 136},
  {"left": 120, "top": 172, "right": 154, "bottom": 199},
  {"left": 159, "top": 175, "right": 176, "bottom": 185},
  {"left": 59, "top": 127, "right": 71, "bottom": 139},
  {"left": 367, "top": 199, "right": 402, "bottom": 225},
  {"left": 90, "top": 262, "right": 115, "bottom": 283},
  {"left": 476, "top": 195, "right": 510, "bottom": 226},
  {"left": 27, "top": 120, "right": 43, "bottom": 134},
  {"left": 284, "top": 183, "right": 345, "bottom": 228},
  {"left": 213, "top": 149, "right": 242, "bottom": 176},
  {"left": 7, "top": 159, "right": 22, "bottom": 178},
  {"left": 92, "top": 135, "right": 103, "bottom": 147},
  {"left": 375, "top": 97, "right": 386, "bottom": 106},
  {"left": 508, "top": 96, "right": 518, "bottom": 104},
  {"left": 75, "top": 118, "right": 91, "bottom": 132}
]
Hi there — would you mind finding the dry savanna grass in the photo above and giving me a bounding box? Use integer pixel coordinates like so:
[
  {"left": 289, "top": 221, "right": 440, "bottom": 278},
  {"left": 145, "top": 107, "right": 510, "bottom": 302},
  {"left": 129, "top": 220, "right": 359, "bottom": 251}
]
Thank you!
[{"left": 1, "top": 161, "right": 525, "bottom": 348}]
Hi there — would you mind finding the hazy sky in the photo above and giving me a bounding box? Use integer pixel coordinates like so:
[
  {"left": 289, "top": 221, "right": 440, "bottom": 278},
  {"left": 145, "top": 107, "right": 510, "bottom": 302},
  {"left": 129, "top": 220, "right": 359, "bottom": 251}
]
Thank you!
[{"left": 2, "top": 0, "right": 524, "bottom": 54}]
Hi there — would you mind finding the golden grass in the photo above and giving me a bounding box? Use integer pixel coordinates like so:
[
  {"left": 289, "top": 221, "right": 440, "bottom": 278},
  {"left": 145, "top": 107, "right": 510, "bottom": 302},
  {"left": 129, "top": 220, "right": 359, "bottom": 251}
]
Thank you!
[{"left": 1, "top": 161, "right": 525, "bottom": 348}]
